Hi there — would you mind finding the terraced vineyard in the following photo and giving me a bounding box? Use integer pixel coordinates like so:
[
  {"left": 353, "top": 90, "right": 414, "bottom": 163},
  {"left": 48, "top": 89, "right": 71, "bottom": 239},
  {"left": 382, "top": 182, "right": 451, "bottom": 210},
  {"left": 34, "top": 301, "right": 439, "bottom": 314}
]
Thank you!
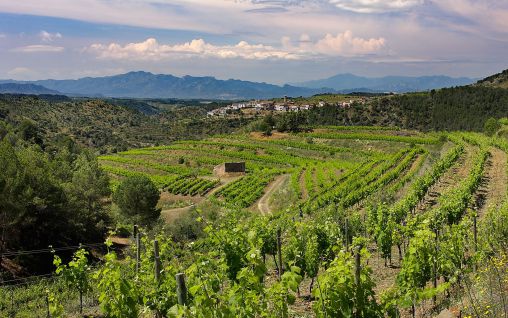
[
  {"left": 98, "top": 126, "right": 421, "bottom": 210},
  {"left": 7, "top": 126, "right": 508, "bottom": 318}
]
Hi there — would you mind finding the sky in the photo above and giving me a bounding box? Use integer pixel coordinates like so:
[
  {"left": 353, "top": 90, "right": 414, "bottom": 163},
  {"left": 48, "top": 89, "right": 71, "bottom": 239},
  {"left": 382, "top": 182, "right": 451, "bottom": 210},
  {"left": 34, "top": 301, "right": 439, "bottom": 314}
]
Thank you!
[{"left": 0, "top": 0, "right": 507, "bottom": 84}]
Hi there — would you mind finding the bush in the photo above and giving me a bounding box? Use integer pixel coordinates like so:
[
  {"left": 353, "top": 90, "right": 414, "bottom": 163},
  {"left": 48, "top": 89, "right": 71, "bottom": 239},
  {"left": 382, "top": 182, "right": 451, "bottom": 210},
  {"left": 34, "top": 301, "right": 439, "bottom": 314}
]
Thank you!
[{"left": 484, "top": 117, "right": 501, "bottom": 136}]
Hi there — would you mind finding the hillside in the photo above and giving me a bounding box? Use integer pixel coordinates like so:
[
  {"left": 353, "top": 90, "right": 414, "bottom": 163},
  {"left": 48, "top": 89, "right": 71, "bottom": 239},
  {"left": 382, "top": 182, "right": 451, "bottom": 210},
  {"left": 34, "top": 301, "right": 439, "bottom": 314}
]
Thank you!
[
  {"left": 476, "top": 69, "right": 508, "bottom": 88},
  {"left": 295, "top": 73, "right": 474, "bottom": 92},
  {"left": 0, "top": 94, "right": 247, "bottom": 152},
  {"left": 3, "top": 126, "right": 508, "bottom": 317},
  {"left": 0, "top": 83, "right": 62, "bottom": 95}
]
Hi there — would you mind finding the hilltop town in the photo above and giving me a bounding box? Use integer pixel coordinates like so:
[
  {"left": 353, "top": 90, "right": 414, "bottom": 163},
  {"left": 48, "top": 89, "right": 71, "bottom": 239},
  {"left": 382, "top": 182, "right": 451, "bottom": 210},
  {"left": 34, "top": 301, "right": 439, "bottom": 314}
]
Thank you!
[{"left": 206, "top": 95, "right": 370, "bottom": 117}]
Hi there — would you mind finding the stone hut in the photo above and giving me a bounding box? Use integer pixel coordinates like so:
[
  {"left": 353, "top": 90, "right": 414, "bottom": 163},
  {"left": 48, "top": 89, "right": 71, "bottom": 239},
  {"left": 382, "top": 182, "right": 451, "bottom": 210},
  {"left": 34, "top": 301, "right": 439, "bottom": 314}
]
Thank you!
[{"left": 213, "top": 162, "right": 246, "bottom": 177}]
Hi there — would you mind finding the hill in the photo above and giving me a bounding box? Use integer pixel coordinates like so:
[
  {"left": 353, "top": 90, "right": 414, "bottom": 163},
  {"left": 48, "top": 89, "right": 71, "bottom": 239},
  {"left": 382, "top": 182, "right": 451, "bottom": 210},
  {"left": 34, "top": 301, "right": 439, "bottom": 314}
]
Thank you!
[
  {"left": 0, "top": 94, "right": 247, "bottom": 152},
  {"left": 2, "top": 71, "right": 331, "bottom": 99},
  {"left": 476, "top": 69, "right": 508, "bottom": 89},
  {"left": 295, "top": 73, "right": 474, "bottom": 92},
  {"left": 0, "top": 83, "right": 62, "bottom": 95}
]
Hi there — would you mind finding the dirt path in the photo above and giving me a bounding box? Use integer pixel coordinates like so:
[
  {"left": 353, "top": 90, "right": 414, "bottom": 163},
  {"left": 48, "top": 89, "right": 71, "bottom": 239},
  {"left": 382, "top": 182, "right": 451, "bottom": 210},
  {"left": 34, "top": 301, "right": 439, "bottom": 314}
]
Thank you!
[
  {"left": 474, "top": 147, "right": 508, "bottom": 216},
  {"left": 161, "top": 205, "right": 195, "bottom": 223},
  {"left": 258, "top": 174, "right": 289, "bottom": 215}
]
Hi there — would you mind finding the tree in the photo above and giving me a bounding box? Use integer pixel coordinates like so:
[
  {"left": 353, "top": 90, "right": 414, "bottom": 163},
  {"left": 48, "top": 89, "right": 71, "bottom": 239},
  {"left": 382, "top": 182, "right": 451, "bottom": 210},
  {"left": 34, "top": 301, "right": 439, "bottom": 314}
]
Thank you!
[
  {"left": 113, "top": 175, "right": 161, "bottom": 226},
  {"left": 484, "top": 117, "right": 501, "bottom": 136},
  {"left": 65, "top": 152, "right": 111, "bottom": 241}
]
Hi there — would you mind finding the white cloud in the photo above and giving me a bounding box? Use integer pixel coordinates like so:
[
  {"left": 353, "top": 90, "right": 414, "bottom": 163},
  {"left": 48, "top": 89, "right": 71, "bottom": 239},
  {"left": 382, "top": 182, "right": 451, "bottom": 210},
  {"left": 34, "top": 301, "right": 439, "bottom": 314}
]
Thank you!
[
  {"left": 0, "top": 33, "right": 6, "bottom": 39},
  {"left": 12, "top": 45, "right": 65, "bottom": 53},
  {"left": 39, "top": 30, "right": 62, "bottom": 42},
  {"left": 87, "top": 32, "right": 385, "bottom": 61},
  {"left": 329, "top": 0, "right": 424, "bottom": 13},
  {"left": 88, "top": 38, "right": 300, "bottom": 60},
  {"left": 308, "top": 31, "right": 385, "bottom": 55}
]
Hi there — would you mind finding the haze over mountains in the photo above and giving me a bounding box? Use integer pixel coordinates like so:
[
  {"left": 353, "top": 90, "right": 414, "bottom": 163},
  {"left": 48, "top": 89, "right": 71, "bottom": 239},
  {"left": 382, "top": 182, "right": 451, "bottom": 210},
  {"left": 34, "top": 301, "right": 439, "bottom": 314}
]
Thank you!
[
  {"left": 0, "top": 71, "right": 477, "bottom": 99},
  {"left": 294, "top": 73, "right": 475, "bottom": 92}
]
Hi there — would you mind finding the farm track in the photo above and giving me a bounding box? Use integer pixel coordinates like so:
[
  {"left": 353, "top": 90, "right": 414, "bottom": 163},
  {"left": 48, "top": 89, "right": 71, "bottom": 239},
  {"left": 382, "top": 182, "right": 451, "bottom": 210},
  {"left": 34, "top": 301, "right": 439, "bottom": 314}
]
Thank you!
[
  {"left": 416, "top": 145, "right": 477, "bottom": 213},
  {"left": 257, "top": 174, "right": 289, "bottom": 215},
  {"left": 474, "top": 147, "right": 508, "bottom": 217}
]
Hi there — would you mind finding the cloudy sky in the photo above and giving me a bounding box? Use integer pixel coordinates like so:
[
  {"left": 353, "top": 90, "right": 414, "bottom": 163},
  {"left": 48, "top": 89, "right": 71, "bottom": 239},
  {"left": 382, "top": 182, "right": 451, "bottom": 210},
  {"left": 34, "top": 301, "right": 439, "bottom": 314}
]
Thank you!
[{"left": 0, "top": 0, "right": 507, "bottom": 84}]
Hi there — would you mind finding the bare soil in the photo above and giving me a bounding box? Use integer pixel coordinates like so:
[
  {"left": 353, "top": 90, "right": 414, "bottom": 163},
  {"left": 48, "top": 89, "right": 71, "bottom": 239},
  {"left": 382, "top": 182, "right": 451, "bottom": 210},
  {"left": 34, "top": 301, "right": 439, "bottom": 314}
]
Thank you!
[
  {"left": 474, "top": 147, "right": 508, "bottom": 217},
  {"left": 257, "top": 174, "right": 289, "bottom": 215},
  {"left": 416, "top": 145, "right": 477, "bottom": 213}
]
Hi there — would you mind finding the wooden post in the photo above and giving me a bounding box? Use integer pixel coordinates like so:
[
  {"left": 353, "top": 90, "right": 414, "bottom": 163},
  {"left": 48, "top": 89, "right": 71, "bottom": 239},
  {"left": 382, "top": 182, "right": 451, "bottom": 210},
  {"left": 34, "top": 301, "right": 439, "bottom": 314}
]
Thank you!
[
  {"left": 133, "top": 224, "right": 138, "bottom": 240},
  {"left": 46, "top": 293, "right": 50, "bottom": 318},
  {"left": 154, "top": 240, "right": 161, "bottom": 318},
  {"left": 473, "top": 213, "right": 478, "bottom": 272},
  {"left": 79, "top": 290, "right": 83, "bottom": 314},
  {"left": 355, "top": 246, "right": 363, "bottom": 318},
  {"left": 136, "top": 233, "right": 141, "bottom": 274},
  {"left": 154, "top": 240, "right": 161, "bottom": 283},
  {"left": 433, "top": 229, "right": 438, "bottom": 306},
  {"left": 345, "top": 217, "right": 349, "bottom": 251},
  {"left": 473, "top": 214, "right": 478, "bottom": 252},
  {"left": 277, "top": 228, "right": 283, "bottom": 279},
  {"left": 176, "top": 273, "right": 188, "bottom": 305},
  {"left": 10, "top": 288, "right": 14, "bottom": 318}
]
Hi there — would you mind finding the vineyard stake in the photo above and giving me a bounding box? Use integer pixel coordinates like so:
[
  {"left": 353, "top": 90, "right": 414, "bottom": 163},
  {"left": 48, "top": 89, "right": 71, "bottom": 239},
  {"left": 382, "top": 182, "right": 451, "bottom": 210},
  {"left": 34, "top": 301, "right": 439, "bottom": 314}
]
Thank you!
[
  {"left": 354, "top": 246, "right": 363, "bottom": 318},
  {"left": 46, "top": 293, "right": 50, "bottom": 318},
  {"left": 10, "top": 287, "right": 14, "bottom": 318},
  {"left": 154, "top": 240, "right": 162, "bottom": 318},
  {"left": 277, "top": 228, "right": 283, "bottom": 279},
  {"left": 344, "top": 217, "right": 349, "bottom": 251},
  {"left": 136, "top": 233, "right": 141, "bottom": 274},
  {"left": 154, "top": 240, "right": 161, "bottom": 283},
  {"left": 133, "top": 224, "right": 138, "bottom": 240},
  {"left": 433, "top": 228, "right": 438, "bottom": 307},
  {"left": 473, "top": 213, "right": 477, "bottom": 272},
  {"left": 176, "top": 273, "right": 188, "bottom": 305}
]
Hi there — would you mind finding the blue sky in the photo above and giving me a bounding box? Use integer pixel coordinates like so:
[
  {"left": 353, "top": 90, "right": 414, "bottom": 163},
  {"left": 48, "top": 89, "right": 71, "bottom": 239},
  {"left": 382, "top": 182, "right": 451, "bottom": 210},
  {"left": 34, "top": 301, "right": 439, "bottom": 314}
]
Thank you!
[{"left": 0, "top": 0, "right": 507, "bottom": 84}]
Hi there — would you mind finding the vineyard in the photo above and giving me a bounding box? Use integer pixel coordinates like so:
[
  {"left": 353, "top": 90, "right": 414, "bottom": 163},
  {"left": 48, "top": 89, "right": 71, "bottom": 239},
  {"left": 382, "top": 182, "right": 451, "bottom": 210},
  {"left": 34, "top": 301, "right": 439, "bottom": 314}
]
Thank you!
[{"left": 3, "top": 126, "right": 508, "bottom": 317}]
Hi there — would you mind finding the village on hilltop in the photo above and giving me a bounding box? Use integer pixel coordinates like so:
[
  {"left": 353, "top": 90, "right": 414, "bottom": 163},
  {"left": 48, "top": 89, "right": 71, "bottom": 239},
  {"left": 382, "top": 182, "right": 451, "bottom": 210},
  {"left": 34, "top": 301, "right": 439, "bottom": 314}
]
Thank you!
[{"left": 207, "top": 95, "right": 369, "bottom": 117}]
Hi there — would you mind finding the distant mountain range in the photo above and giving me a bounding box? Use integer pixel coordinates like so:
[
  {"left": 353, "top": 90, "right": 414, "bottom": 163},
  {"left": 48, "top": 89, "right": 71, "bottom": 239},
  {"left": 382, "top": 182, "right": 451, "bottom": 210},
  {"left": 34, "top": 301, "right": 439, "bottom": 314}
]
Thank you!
[
  {"left": 0, "top": 71, "right": 480, "bottom": 100},
  {"left": 294, "top": 73, "right": 475, "bottom": 92},
  {"left": 0, "top": 72, "right": 330, "bottom": 100}
]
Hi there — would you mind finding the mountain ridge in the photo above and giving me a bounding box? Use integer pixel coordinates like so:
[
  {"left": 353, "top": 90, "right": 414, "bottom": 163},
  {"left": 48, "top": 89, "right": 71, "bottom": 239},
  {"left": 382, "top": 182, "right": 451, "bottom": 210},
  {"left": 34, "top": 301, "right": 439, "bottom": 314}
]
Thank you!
[
  {"left": 294, "top": 73, "right": 476, "bottom": 92},
  {"left": 1, "top": 71, "right": 331, "bottom": 100}
]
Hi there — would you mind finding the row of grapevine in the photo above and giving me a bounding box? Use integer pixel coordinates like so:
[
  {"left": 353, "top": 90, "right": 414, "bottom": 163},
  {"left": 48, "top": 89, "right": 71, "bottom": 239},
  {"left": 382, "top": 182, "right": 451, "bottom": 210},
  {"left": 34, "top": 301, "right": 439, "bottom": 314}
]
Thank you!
[
  {"left": 290, "top": 166, "right": 305, "bottom": 199},
  {"left": 386, "top": 151, "right": 428, "bottom": 195},
  {"left": 299, "top": 131, "right": 439, "bottom": 144},
  {"left": 213, "top": 170, "right": 281, "bottom": 207},
  {"left": 227, "top": 134, "right": 381, "bottom": 157},
  {"left": 389, "top": 142, "right": 465, "bottom": 223},
  {"left": 302, "top": 148, "right": 413, "bottom": 213},
  {"left": 164, "top": 177, "right": 219, "bottom": 196},
  {"left": 101, "top": 165, "right": 218, "bottom": 196},
  {"left": 389, "top": 141, "right": 489, "bottom": 314},
  {"left": 317, "top": 125, "right": 400, "bottom": 131},
  {"left": 339, "top": 147, "right": 422, "bottom": 208},
  {"left": 99, "top": 155, "right": 210, "bottom": 175}
]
